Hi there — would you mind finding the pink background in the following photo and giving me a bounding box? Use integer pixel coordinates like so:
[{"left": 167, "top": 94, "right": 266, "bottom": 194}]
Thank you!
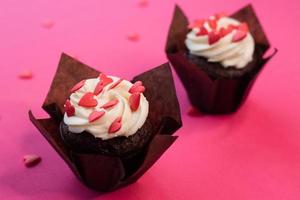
[{"left": 1, "top": 0, "right": 300, "bottom": 199}]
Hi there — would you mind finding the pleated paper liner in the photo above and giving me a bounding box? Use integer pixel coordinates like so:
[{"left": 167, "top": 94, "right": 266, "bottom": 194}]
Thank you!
[
  {"left": 166, "top": 4, "right": 277, "bottom": 114},
  {"left": 29, "top": 53, "right": 182, "bottom": 191}
]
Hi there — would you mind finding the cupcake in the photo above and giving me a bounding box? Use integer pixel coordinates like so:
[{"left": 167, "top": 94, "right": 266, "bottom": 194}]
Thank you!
[
  {"left": 30, "top": 53, "right": 182, "bottom": 191},
  {"left": 165, "top": 4, "right": 277, "bottom": 114}
]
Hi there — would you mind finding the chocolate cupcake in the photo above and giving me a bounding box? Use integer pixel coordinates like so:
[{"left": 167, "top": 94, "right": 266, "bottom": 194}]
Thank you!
[
  {"left": 165, "top": 4, "right": 277, "bottom": 114},
  {"left": 29, "top": 53, "right": 182, "bottom": 191},
  {"left": 60, "top": 74, "right": 151, "bottom": 156}
]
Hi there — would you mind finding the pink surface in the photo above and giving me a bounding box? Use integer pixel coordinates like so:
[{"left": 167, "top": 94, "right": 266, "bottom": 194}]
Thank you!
[{"left": 0, "top": 0, "right": 300, "bottom": 199}]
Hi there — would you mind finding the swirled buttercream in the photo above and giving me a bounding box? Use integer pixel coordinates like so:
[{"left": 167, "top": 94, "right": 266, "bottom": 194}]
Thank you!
[
  {"left": 63, "top": 74, "right": 149, "bottom": 140},
  {"left": 185, "top": 15, "right": 255, "bottom": 69}
]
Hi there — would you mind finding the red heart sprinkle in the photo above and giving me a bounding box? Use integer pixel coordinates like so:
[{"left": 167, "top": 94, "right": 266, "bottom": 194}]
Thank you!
[
  {"left": 214, "top": 12, "right": 227, "bottom": 20},
  {"left": 79, "top": 92, "right": 98, "bottom": 108},
  {"left": 129, "top": 81, "right": 145, "bottom": 93},
  {"left": 101, "top": 99, "right": 119, "bottom": 109},
  {"left": 238, "top": 22, "right": 249, "bottom": 32},
  {"left": 219, "top": 26, "right": 234, "bottom": 37},
  {"left": 187, "top": 106, "right": 202, "bottom": 116},
  {"left": 65, "top": 99, "right": 75, "bottom": 117},
  {"left": 138, "top": 0, "right": 148, "bottom": 7},
  {"left": 99, "top": 73, "right": 113, "bottom": 86},
  {"left": 23, "top": 154, "right": 41, "bottom": 168},
  {"left": 129, "top": 93, "right": 141, "bottom": 111},
  {"left": 70, "top": 80, "right": 85, "bottom": 93},
  {"left": 108, "top": 117, "right": 122, "bottom": 133},
  {"left": 129, "top": 85, "right": 145, "bottom": 94},
  {"left": 88, "top": 111, "right": 105, "bottom": 122},
  {"left": 188, "top": 19, "right": 205, "bottom": 29},
  {"left": 208, "top": 31, "right": 221, "bottom": 45},
  {"left": 94, "top": 81, "right": 104, "bottom": 95},
  {"left": 232, "top": 30, "right": 247, "bottom": 42},
  {"left": 19, "top": 70, "right": 33, "bottom": 79},
  {"left": 133, "top": 80, "right": 142, "bottom": 87},
  {"left": 109, "top": 78, "right": 123, "bottom": 90},
  {"left": 208, "top": 19, "right": 217, "bottom": 30},
  {"left": 196, "top": 27, "right": 208, "bottom": 36},
  {"left": 127, "top": 32, "right": 140, "bottom": 42},
  {"left": 41, "top": 19, "right": 54, "bottom": 29}
]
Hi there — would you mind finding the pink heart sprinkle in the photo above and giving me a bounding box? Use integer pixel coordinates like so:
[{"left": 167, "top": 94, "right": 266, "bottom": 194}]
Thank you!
[
  {"left": 94, "top": 81, "right": 104, "bottom": 95},
  {"left": 238, "top": 22, "right": 249, "bottom": 32},
  {"left": 138, "top": 0, "right": 148, "bottom": 7},
  {"left": 23, "top": 154, "right": 41, "bottom": 168},
  {"left": 78, "top": 92, "right": 98, "bottom": 108},
  {"left": 129, "top": 93, "right": 141, "bottom": 111},
  {"left": 196, "top": 27, "right": 208, "bottom": 36},
  {"left": 70, "top": 80, "right": 85, "bottom": 93},
  {"left": 109, "top": 78, "right": 123, "bottom": 90},
  {"left": 214, "top": 12, "right": 227, "bottom": 20},
  {"left": 187, "top": 106, "right": 202, "bottom": 116},
  {"left": 129, "top": 85, "right": 145, "bottom": 94},
  {"left": 188, "top": 19, "right": 205, "bottom": 29},
  {"left": 19, "top": 70, "right": 33, "bottom": 79},
  {"left": 208, "top": 31, "right": 221, "bottom": 45},
  {"left": 127, "top": 32, "right": 140, "bottom": 42},
  {"left": 232, "top": 30, "right": 247, "bottom": 42},
  {"left": 129, "top": 81, "right": 145, "bottom": 93},
  {"left": 108, "top": 117, "right": 122, "bottom": 133},
  {"left": 65, "top": 100, "right": 75, "bottom": 117},
  {"left": 88, "top": 111, "right": 105, "bottom": 122},
  {"left": 101, "top": 99, "right": 119, "bottom": 109},
  {"left": 208, "top": 18, "right": 217, "bottom": 30},
  {"left": 99, "top": 73, "right": 113, "bottom": 86},
  {"left": 41, "top": 19, "right": 54, "bottom": 29}
]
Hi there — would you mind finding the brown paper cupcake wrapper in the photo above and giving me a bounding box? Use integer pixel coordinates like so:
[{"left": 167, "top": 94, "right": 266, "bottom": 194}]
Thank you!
[
  {"left": 29, "top": 53, "right": 182, "bottom": 192},
  {"left": 165, "top": 4, "right": 277, "bottom": 114}
]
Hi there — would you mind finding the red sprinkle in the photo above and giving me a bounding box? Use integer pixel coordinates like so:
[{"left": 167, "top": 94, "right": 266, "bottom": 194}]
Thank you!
[
  {"left": 23, "top": 154, "right": 41, "bottom": 168},
  {"left": 19, "top": 70, "right": 33, "bottom": 79},
  {"left": 78, "top": 92, "right": 98, "bottom": 108},
  {"left": 214, "top": 12, "right": 227, "bottom": 20},
  {"left": 129, "top": 81, "right": 145, "bottom": 93},
  {"left": 70, "top": 80, "right": 85, "bottom": 93},
  {"left": 88, "top": 111, "right": 105, "bottom": 122},
  {"left": 109, "top": 78, "right": 123, "bottom": 90},
  {"left": 219, "top": 26, "right": 234, "bottom": 37},
  {"left": 232, "top": 30, "right": 247, "bottom": 42},
  {"left": 196, "top": 27, "right": 208, "bottom": 36},
  {"left": 65, "top": 99, "right": 75, "bottom": 117},
  {"left": 94, "top": 81, "right": 104, "bottom": 95},
  {"left": 129, "top": 85, "right": 145, "bottom": 94},
  {"left": 187, "top": 106, "right": 202, "bottom": 116},
  {"left": 99, "top": 73, "right": 113, "bottom": 86},
  {"left": 228, "top": 24, "right": 238, "bottom": 30},
  {"left": 208, "top": 31, "right": 221, "bottom": 45},
  {"left": 238, "top": 22, "right": 249, "bottom": 32},
  {"left": 188, "top": 19, "right": 205, "bottom": 29},
  {"left": 138, "top": 0, "right": 148, "bottom": 8},
  {"left": 132, "top": 80, "right": 142, "bottom": 87},
  {"left": 127, "top": 32, "right": 140, "bottom": 42},
  {"left": 208, "top": 18, "right": 217, "bottom": 30},
  {"left": 41, "top": 19, "right": 54, "bottom": 29},
  {"left": 101, "top": 99, "right": 119, "bottom": 109},
  {"left": 108, "top": 117, "right": 122, "bottom": 133},
  {"left": 129, "top": 93, "right": 141, "bottom": 111}
]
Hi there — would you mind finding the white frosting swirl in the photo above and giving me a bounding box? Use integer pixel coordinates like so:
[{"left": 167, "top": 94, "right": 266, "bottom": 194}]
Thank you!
[
  {"left": 185, "top": 17, "right": 255, "bottom": 69},
  {"left": 63, "top": 76, "right": 149, "bottom": 140}
]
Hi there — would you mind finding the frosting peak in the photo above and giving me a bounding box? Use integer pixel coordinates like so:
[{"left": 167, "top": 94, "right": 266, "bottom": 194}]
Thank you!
[
  {"left": 63, "top": 74, "right": 149, "bottom": 140},
  {"left": 185, "top": 15, "right": 255, "bottom": 69}
]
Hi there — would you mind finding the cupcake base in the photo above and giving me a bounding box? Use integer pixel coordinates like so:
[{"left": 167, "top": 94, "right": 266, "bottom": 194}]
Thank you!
[
  {"left": 60, "top": 120, "right": 153, "bottom": 158},
  {"left": 185, "top": 46, "right": 264, "bottom": 79}
]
